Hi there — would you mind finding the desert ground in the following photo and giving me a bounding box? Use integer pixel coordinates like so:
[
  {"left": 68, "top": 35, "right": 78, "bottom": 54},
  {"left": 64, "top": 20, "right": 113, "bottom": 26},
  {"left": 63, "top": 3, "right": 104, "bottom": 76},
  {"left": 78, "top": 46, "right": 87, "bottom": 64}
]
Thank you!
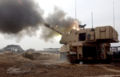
[{"left": 0, "top": 52, "right": 120, "bottom": 77}]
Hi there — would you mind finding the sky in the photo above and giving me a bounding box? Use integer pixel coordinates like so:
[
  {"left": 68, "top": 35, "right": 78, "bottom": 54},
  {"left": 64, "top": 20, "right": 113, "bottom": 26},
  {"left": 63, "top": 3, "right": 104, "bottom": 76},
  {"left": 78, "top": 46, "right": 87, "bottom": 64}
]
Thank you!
[{"left": 0, "top": 0, "right": 120, "bottom": 50}]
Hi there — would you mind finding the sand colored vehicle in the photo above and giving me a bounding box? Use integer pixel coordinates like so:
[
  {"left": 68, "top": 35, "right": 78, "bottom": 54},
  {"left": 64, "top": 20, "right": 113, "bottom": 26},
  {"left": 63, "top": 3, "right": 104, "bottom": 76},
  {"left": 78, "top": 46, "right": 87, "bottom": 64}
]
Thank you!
[{"left": 45, "top": 23, "right": 119, "bottom": 63}]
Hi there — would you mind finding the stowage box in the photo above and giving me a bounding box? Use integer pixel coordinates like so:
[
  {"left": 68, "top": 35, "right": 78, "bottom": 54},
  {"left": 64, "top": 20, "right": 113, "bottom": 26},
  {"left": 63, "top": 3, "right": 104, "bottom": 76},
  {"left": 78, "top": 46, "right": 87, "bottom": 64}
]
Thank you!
[{"left": 95, "top": 26, "right": 118, "bottom": 42}]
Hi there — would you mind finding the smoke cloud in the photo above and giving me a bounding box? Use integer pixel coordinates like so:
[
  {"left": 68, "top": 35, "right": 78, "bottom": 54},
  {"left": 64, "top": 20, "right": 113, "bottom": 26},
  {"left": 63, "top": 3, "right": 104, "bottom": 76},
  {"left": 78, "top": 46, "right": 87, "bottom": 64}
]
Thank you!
[
  {"left": 0, "top": 0, "right": 79, "bottom": 41},
  {"left": 41, "top": 8, "right": 77, "bottom": 41},
  {"left": 0, "top": 0, "right": 44, "bottom": 34}
]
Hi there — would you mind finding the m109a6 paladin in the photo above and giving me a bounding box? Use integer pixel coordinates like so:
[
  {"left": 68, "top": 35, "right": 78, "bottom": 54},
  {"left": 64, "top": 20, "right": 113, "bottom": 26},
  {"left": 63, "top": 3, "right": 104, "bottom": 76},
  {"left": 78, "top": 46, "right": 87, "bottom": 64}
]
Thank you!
[{"left": 45, "top": 23, "right": 119, "bottom": 64}]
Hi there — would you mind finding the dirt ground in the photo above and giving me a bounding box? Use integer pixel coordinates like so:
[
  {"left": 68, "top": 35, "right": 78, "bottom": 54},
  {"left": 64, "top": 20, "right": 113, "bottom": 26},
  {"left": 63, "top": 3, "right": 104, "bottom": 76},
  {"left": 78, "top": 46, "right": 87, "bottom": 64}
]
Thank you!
[{"left": 0, "top": 52, "right": 120, "bottom": 77}]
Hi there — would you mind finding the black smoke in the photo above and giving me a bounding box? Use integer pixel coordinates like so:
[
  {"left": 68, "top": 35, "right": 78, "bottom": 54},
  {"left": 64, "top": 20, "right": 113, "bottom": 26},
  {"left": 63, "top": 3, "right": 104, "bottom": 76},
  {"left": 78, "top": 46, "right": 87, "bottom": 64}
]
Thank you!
[
  {"left": 0, "top": 0, "right": 79, "bottom": 41},
  {"left": 0, "top": 0, "right": 44, "bottom": 34}
]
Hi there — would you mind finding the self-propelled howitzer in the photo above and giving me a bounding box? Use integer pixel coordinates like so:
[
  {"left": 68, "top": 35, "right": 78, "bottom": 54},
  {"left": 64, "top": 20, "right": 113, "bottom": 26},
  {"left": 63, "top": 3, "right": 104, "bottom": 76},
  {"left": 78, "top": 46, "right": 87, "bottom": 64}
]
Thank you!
[{"left": 44, "top": 23, "right": 119, "bottom": 64}]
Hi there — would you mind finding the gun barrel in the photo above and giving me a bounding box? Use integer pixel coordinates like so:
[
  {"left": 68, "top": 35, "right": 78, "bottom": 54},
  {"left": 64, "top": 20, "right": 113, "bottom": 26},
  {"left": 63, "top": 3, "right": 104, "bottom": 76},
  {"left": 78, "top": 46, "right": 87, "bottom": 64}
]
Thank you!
[{"left": 44, "top": 23, "right": 62, "bottom": 35}]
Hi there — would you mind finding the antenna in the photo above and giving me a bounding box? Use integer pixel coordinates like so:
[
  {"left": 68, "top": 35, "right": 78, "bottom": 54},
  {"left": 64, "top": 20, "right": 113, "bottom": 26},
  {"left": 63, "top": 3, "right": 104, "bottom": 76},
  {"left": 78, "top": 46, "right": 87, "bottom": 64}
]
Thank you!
[
  {"left": 91, "top": 12, "right": 94, "bottom": 29},
  {"left": 113, "top": 0, "right": 115, "bottom": 28},
  {"left": 75, "top": 0, "right": 77, "bottom": 19}
]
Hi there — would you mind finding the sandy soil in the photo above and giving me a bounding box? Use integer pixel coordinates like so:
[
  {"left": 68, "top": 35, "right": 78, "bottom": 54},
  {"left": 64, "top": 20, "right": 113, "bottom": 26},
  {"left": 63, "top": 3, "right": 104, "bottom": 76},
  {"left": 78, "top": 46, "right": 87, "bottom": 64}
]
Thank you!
[{"left": 0, "top": 52, "right": 120, "bottom": 77}]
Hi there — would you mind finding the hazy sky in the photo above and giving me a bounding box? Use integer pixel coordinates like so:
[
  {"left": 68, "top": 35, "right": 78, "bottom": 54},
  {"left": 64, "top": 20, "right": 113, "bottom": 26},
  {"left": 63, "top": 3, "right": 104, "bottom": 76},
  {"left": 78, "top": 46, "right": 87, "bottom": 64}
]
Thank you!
[{"left": 0, "top": 0, "right": 120, "bottom": 50}]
